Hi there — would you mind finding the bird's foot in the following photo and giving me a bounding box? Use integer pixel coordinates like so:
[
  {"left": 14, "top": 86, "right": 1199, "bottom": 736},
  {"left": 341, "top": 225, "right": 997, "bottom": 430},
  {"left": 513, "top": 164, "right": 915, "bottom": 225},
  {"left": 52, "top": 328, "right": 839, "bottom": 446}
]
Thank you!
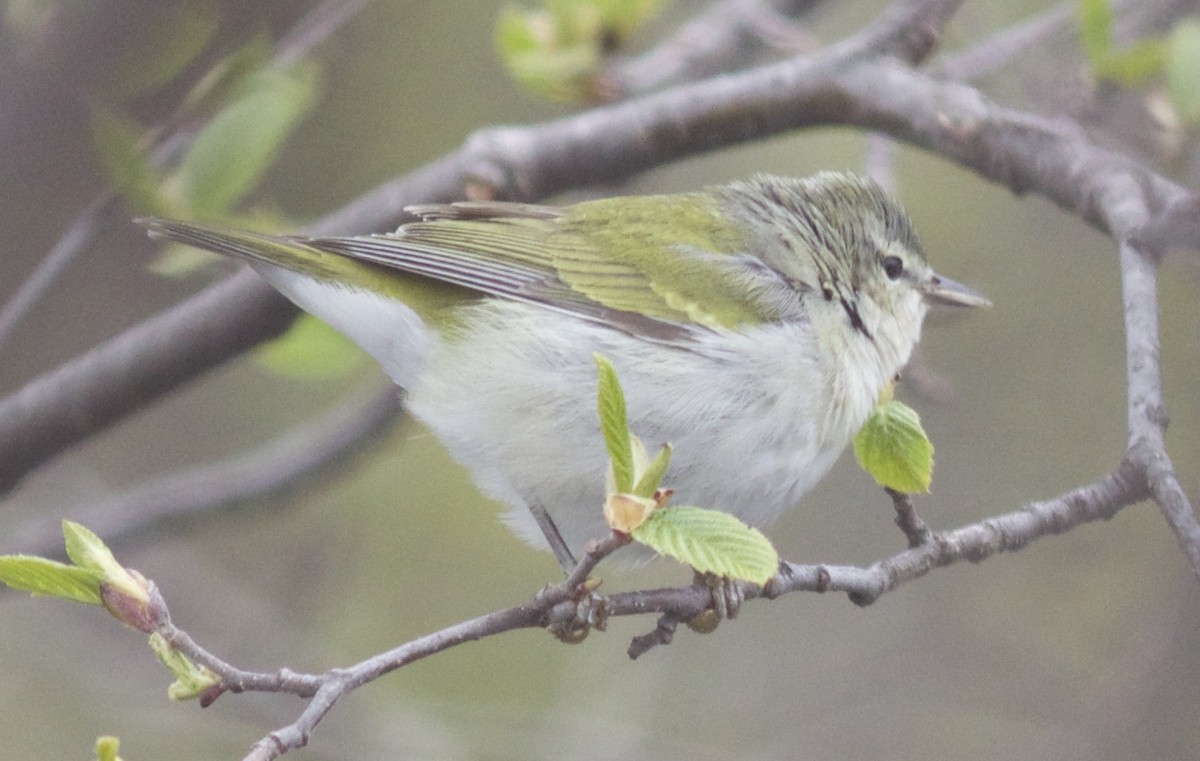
[
  {"left": 686, "top": 572, "right": 743, "bottom": 633},
  {"left": 548, "top": 579, "right": 608, "bottom": 644}
]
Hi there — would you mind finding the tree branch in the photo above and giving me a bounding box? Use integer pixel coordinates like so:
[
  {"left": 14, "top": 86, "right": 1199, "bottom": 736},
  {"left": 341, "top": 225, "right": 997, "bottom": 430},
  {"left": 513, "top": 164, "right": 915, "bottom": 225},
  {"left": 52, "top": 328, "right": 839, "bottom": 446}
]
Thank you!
[
  {"left": 132, "top": 462, "right": 1146, "bottom": 760},
  {"left": 3, "top": 386, "right": 400, "bottom": 560}
]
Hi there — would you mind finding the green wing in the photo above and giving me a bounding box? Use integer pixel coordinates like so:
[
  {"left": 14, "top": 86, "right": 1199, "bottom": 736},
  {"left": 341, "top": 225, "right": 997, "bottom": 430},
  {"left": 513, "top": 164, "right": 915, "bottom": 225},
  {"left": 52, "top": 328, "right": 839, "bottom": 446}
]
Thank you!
[
  {"left": 143, "top": 193, "right": 798, "bottom": 339},
  {"left": 319, "top": 193, "right": 795, "bottom": 334}
]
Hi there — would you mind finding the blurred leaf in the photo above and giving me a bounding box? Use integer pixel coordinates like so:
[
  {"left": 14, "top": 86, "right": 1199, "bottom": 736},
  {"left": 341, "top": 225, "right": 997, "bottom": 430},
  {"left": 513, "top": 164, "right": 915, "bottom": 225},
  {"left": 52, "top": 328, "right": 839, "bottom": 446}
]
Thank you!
[
  {"left": 101, "top": 3, "right": 219, "bottom": 101},
  {"left": 178, "top": 36, "right": 276, "bottom": 120},
  {"left": 254, "top": 314, "right": 368, "bottom": 380},
  {"left": 148, "top": 242, "right": 219, "bottom": 278},
  {"left": 1079, "top": 0, "right": 1114, "bottom": 66},
  {"left": 496, "top": 0, "right": 661, "bottom": 101},
  {"left": 854, "top": 399, "right": 934, "bottom": 493},
  {"left": 1080, "top": 0, "right": 1167, "bottom": 85},
  {"left": 594, "top": 354, "right": 634, "bottom": 493},
  {"left": 0, "top": 555, "right": 102, "bottom": 604},
  {"left": 91, "top": 108, "right": 170, "bottom": 216},
  {"left": 632, "top": 506, "right": 779, "bottom": 585},
  {"left": 1168, "top": 20, "right": 1200, "bottom": 125},
  {"left": 95, "top": 736, "right": 122, "bottom": 761},
  {"left": 175, "top": 62, "right": 320, "bottom": 216},
  {"left": 1094, "top": 39, "right": 1166, "bottom": 85}
]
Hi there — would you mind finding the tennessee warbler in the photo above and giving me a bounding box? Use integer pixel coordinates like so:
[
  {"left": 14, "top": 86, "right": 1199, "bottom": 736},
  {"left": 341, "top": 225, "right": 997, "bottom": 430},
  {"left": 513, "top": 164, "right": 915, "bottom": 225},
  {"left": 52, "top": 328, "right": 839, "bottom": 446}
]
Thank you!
[{"left": 142, "top": 172, "right": 988, "bottom": 569}]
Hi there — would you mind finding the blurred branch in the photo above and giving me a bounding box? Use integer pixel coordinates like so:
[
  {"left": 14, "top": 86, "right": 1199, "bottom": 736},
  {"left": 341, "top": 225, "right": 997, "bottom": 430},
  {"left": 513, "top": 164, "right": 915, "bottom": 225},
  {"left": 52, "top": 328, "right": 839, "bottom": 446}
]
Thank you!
[
  {"left": 274, "top": 0, "right": 374, "bottom": 70},
  {"left": 0, "top": 193, "right": 117, "bottom": 354},
  {"left": 0, "top": 269, "right": 296, "bottom": 492},
  {"left": 930, "top": 1, "right": 1076, "bottom": 82},
  {"left": 4, "top": 386, "right": 400, "bottom": 560},
  {"left": 608, "top": 0, "right": 827, "bottom": 95},
  {"left": 0, "top": 0, "right": 368, "bottom": 354}
]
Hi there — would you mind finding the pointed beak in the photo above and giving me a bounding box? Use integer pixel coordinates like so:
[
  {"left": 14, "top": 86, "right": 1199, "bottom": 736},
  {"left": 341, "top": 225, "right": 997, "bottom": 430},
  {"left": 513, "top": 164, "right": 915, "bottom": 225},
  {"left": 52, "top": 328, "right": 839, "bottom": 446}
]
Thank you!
[{"left": 922, "top": 272, "right": 991, "bottom": 308}]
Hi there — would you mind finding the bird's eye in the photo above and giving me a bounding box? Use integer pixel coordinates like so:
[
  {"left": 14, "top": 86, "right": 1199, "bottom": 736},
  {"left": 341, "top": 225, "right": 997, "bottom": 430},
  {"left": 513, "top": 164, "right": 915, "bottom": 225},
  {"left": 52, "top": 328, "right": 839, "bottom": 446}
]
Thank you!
[{"left": 882, "top": 255, "right": 904, "bottom": 280}]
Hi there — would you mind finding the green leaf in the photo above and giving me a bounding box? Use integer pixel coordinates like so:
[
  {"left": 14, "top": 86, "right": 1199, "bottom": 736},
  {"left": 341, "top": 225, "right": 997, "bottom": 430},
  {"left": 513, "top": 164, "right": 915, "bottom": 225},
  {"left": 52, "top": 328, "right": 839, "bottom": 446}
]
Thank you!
[
  {"left": 1168, "top": 20, "right": 1200, "bottom": 125},
  {"left": 632, "top": 506, "right": 779, "bottom": 585},
  {"left": 64, "top": 521, "right": 120, "bottom": 575},
  {"left": 495, "top": 4, "right": 596, "bottom": 101},
  {"left": 254, "top": 314, "right": 368, "bottom": 380},
  {"left": 0, "top": 555, "right": 102, "bottom": 604},
  {"left": 149, "top": 633, "right": 220, "bottom": 701},
  {"left": 63, "top": 521, "right": 150, "bottom": 607},
  {"left": 1079, "top": 0, "right": 1114, "bottom": 66},
  {"left": 177, "top": 36, "right": 276, "bottom": 120},
  {"left": 148, "top": 242, "right": 218, "bottom": 279},
  {"left": 91, "top": 108, "right": 170, "bottom": 217},
  {"left": 175, "top": 63, "right": 319, "bottom": 216},
  {"left": 594, "top": 354, "right": 634, "bottom": 493},
  {"left": 632, "top": 441, "right": 671, "bottom": 498},
  {"left": 495, "top": 0, "right": 662, "bottom": 101},
  {"left": 853, "top": 399, "right": 934, "bottom": 493}
]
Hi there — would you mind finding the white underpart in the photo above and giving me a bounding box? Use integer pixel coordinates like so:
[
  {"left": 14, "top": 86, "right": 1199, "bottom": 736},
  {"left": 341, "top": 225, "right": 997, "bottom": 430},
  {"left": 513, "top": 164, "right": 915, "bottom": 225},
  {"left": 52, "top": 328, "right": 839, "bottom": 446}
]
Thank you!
[
  {"left": 257, "top": 265, "right": 920, "bottom": 559},
  {"left": 258, "top": 265, "right": 433, "bottom": 388},
  {"left": 408, "top": 301, "right": 905, "bottom": 556}
]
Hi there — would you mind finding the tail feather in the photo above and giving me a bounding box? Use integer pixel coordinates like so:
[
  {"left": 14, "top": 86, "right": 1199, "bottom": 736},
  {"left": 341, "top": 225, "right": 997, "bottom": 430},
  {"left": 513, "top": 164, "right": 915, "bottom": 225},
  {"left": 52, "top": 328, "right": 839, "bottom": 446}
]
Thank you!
[{"left": 137, "top": 218, "right": 347, "bottom": 280}]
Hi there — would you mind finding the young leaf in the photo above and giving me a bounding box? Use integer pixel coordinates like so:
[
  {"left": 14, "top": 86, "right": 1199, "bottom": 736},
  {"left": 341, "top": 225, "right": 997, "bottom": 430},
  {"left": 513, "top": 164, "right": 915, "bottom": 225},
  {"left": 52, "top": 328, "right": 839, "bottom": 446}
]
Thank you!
[
  {"left": 63, "top": 521, "right": 151, "bottom": 608},
  {"left": 632, "top": 441, "right": 671, "bottom": 498},
  {"left": 632, "top": 506, "right": 779, "bottom": 585},
  {"left": 0, "top": 555, "right": 102, "bottom": 605},
  {"left": 95, "top": 736, "right": 122, "bottom": 761},
  {"left": 854, "top": 399, "right": 934, "bottom": 493},
  {"left": 594, "top": 354, "right": 634, "bottom": 493},
  {"left": 149, "top": 633, "right": 220, "bottom": 701}
]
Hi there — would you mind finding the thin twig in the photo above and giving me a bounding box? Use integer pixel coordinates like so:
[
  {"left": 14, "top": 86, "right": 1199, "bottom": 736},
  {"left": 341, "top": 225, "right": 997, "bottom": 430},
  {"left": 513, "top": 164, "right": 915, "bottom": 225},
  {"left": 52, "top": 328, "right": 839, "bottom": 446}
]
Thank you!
[{"left": 887, "top": 488, "right": 932, "bottom": 548}]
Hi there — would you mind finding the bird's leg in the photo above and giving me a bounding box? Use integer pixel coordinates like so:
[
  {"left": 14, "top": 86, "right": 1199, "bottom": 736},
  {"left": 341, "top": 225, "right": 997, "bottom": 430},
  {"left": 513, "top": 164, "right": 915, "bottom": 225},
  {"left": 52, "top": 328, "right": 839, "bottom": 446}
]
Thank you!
[
  {"left": 686, "top": 572, "right": 744, "bottom": 633},
  {"left": 528, "top": 501, "right": 578, "bottom": 575},
  {"left": 548, "top": 577, "right": 609, "bottom": 644}
]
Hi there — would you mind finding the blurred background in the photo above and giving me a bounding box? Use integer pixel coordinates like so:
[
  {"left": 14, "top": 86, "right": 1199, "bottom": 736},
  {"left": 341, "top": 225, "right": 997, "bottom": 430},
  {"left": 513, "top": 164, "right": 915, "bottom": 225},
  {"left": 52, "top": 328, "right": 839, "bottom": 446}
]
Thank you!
[{"left": 2, "top": 0, "right": 1199, "bottom": 759}]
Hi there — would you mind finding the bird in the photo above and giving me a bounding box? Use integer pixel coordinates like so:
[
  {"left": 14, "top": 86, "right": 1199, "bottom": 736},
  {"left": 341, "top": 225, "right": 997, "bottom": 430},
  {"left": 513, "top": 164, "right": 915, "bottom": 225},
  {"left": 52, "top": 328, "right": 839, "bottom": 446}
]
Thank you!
[{"left": 141, "top": 172, "right": 989, "bottom": 571}]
